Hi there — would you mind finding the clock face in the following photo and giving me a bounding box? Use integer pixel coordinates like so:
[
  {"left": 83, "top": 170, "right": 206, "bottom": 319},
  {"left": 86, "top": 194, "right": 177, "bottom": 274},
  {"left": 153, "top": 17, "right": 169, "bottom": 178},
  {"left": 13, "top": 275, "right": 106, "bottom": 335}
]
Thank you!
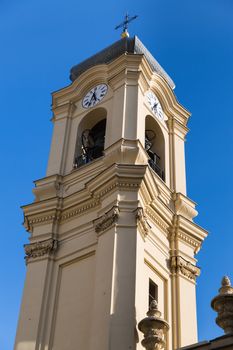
[
  {"left": 146, "top": 91, "right": 164, "bottom": 121},
  {"left": 82, "top": 84, "right": 108, "bottom": 109}
]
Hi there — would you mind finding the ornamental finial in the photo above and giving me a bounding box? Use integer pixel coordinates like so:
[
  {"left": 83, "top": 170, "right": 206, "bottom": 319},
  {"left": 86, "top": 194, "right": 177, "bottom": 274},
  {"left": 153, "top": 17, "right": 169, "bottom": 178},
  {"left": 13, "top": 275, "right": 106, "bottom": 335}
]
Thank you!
[
  {"left": 115, "top": 13, "right": 138, "bottom": 38},
  {"left": 211, "top": 276, "right": 233, "bottom": 334},
  {"left": 138, "top": 300, "right": 169, "bottom": 350},
  {"left": 219, "top": 276, "right": 233, "bottom": 295}
]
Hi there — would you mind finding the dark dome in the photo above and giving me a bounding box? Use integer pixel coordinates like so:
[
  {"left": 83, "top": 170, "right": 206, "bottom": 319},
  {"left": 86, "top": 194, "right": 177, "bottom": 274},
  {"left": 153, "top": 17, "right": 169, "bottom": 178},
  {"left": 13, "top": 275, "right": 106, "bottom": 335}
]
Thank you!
[{"left": 69, "top": 36, "right": 175, "bottom": 89}]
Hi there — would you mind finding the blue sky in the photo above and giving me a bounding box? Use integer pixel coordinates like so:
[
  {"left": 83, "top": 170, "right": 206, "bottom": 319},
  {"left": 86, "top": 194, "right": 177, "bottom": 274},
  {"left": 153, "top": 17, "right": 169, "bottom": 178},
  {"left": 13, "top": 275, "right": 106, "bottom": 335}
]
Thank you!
[{"left": 0, "top": 1, "right": 233, "bottom": 349}]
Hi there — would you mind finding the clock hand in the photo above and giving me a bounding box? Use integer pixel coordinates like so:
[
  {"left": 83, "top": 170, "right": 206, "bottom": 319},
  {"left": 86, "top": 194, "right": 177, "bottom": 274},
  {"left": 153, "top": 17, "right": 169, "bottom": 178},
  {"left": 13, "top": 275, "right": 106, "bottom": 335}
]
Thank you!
[
  {"left": 88, "top": 92, "right": 96, "bottom": 106},
  {"left": 153, "top": 102, "right": 158, "bottom": 110}
]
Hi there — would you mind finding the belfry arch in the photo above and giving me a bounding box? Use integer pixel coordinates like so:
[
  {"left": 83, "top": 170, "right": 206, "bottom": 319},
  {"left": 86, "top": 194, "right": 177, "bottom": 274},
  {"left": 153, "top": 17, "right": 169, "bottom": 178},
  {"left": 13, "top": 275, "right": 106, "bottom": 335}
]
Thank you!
[
  {"left": 145, "top": 115, "right": 165, "bottom": 181},
  {"left": 73, "top": 107, "right": 107, "bottom": 167}
]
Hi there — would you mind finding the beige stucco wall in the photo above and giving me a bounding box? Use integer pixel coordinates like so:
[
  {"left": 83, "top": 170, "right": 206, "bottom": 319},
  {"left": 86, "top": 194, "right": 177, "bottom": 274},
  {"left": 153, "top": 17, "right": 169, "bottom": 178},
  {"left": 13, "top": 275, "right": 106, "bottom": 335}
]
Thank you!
[
  {"left": 51, "top": 254, "right": 95, "bottom": 349},
  {"left": 15, "top": 53, "right": 208, "bottom": 350}
]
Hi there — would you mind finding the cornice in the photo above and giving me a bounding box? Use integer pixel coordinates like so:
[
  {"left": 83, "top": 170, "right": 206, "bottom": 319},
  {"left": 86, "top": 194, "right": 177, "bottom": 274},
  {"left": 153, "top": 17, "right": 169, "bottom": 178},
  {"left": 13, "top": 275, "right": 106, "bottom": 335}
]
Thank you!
[
  {"left": 60, "top": 198, "right": 100, "bottom": 223},
  {"left": 52, "top": 65, "right": 109, "bottom": 108},
  {"left": 33, "top": 175, "right": 62, "bottom": 201},
  {"left": 140, "top": 168, "right": 160, "bottom": 204},
  {"left": 103, "top": 138, "right": 148, "bottom": 168},
  {"left": 173, "top": 192, "right": 198, "bottom": 221},
  {"left": 171, "top": 215, "right": 208, "bottom": 254},
  {"left": 22, "top": 198, "right": 62, "bottom": 232},
  {"left": 145, "top": 206, "right": 170, "bottom": 236},
  {"left": 24, "top": 210, "right": 59, "bottom": 231},
  {"left": 149, "top": 75, "right": 190, "bottom": 137},
  {"left": 151, "top": 74, "right": 190, "bottom": 120},
  {"left": 52, "top": 54, "right": 143, "bottom": 109},
  {"left": 63, "top": 158, "right": 106, "bottom": 196},
  {"left": 23, "top": 164, "right": 146, "bottom": 233},
  {"left": 107, "top": 54, "right": 143, "bottom": 88},
  {"left": 167, "top": 118, "right": 189, "bottom": 140},
  {"left": 52, "top": 101, "right": 76, "bottom": 121},
  {"left": 24, "top": 238, "right": 58, "bottom": 264},
  {"left": 139, "top": 165, "right": 173, "bottom": 209},
  {"left": 23, "top": 160, "right": 207, "bottom": 258},
  {"left": 87, "top": 163, "right": 146, "bottom": 198}
]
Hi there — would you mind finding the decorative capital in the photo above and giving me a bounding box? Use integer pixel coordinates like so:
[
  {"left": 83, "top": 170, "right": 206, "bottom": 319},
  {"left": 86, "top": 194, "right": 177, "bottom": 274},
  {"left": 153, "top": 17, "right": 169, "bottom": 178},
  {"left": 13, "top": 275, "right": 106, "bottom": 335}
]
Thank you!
[
  {"left": 24, "top": 238, "right": 58, "bottom": 263},
  {"left": 170, "top": 256, "right": 200, "bottom": 281},
  {"left": 94, "top": 206, "right": 119, "bottom": 234},
  {"left": 211, "top": 276, "right": 233, "bottom": 334},
  {"left": 138, "top": 300, "right": 169, "bottom": 350}
]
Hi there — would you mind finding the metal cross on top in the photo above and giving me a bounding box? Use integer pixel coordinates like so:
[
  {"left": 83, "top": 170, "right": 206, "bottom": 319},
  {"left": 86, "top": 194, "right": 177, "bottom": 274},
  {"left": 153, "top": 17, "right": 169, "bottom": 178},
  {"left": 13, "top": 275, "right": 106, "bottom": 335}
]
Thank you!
[{"left": 115, "top": 13, "right": 138, "bottom": 38}]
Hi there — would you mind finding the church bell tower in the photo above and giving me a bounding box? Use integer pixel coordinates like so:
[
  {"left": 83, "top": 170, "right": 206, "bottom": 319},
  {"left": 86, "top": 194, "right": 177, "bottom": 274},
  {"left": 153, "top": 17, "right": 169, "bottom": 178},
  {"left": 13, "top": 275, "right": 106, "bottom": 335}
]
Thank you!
[{"left": 15, "top": 35, "right": 208, "bottom": 350}]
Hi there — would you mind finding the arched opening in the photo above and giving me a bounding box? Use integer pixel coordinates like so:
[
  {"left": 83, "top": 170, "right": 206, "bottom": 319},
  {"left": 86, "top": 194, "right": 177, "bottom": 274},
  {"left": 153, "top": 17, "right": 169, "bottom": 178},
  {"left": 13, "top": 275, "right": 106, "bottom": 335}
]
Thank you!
[
  {"left": 73, "top": 108, "right": 107, "bottom": 168},
  {"left": 145, "top": 115, "right": 165, "bottom": 181}
]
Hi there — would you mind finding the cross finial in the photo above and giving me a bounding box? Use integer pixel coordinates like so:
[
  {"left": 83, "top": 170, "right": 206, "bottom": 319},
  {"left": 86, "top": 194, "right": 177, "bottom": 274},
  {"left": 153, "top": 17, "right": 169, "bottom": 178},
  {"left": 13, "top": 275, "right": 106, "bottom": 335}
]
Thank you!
[{"left": 115, "top": 13, "right": 138, "bottom": 38}]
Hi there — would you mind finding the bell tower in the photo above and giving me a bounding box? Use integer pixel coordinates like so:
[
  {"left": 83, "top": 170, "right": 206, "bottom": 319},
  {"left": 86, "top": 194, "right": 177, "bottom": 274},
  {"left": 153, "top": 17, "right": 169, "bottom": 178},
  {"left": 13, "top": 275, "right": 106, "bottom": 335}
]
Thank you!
[{"left": 14, "top": 36, "right": 207, "bottom": 350}]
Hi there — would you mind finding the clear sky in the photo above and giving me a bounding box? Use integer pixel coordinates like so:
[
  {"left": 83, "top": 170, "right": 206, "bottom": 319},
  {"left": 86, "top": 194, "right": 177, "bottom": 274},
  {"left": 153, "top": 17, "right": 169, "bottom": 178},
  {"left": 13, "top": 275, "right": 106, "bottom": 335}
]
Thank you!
[{"left": 0, "top": 0, "right": 233, "bottom": 349}]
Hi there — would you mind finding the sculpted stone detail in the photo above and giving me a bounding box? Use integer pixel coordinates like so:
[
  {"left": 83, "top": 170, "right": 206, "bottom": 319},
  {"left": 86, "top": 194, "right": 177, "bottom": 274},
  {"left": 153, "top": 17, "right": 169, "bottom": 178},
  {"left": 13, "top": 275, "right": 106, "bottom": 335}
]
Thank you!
[
  {"left": 171, "top": 256, "right": 200, "bottom": 281},
  {"left": 136, "top": 207, "right": 150, "bottom": 238},
  {"left": 94, "top": 206, "right": 119, "bottom": 234},
  {"left": 211, "top": 276, "right": 233, "bottom": 334},
  {"left": 24, "top": 239, "right": 58, "bottom": 263},
  {"left": 138, "top": 300, "right": 169, "bottom": 350}
]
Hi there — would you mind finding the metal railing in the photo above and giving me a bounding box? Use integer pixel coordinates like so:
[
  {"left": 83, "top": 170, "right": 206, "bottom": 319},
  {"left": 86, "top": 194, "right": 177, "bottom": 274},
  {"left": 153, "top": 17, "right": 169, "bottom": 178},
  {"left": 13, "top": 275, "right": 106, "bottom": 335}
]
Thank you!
[{"left": 148, "top": 159, "right": 165, "bottom": 181}]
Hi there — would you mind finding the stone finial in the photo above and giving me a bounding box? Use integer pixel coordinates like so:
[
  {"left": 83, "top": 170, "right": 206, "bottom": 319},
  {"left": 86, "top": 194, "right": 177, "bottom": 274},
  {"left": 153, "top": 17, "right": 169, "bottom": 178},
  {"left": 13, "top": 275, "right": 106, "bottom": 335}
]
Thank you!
[
  {"left": 219, "top": 276, "right": 233, "bottom": 294},
  {"left": 138, "top": 300, "right": 169, "bottom": 350},
  {"left": 211, "top": 276, "right": 233, "bottom": 334}
]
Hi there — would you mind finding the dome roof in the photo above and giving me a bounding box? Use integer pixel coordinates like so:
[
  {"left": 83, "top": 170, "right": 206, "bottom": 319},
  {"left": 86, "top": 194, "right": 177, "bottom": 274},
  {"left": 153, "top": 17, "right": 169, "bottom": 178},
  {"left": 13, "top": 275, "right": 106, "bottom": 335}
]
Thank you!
[{"left": 70, "top": 36, "right": 175, "bottom": 89}]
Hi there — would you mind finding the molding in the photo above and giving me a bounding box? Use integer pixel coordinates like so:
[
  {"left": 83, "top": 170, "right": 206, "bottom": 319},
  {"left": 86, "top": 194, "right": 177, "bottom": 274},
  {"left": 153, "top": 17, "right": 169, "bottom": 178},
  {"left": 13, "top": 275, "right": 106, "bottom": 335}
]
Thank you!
[
  {"left": 150, "top": 74, "right": 191, "bottom": 134},
  {"left": 145, "top": 206, "right": 169, "bottom": 236},
  {"left": 170, "top": 255, "right": 200, "bottom": 281},
  {"left": 177, "top": 231, "right": 200, "bottom": 251},
  {"left": 61, "top": 198, "right": 100, "bottom": 222},
  {"left": 103, "top": 138, "right": 148, "bottom": 167},
  {"left": 94, "top": 206, "right": 119, "bottom": 235},
  {"left": 172, "top": 215, "right": 208, "bottom": 254},
  {"left": 174, "top": 192, "right": 198, "bottom": 221},
  {"left": 24, "top": 210, "right": 60, "bottom": 232},
  {"left": 91, "top": 180, "right": 141, "bottom": 202},
  {"left": 24, "top": 238, "right": 58, "bottom": 263}
]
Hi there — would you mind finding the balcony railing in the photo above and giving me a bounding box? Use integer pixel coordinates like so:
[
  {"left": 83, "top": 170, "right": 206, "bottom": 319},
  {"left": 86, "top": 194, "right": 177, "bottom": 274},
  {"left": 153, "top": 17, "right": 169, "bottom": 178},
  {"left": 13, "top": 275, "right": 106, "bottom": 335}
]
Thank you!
[{"left": 148, "top": 159, "right": 165, "bottom": 181}]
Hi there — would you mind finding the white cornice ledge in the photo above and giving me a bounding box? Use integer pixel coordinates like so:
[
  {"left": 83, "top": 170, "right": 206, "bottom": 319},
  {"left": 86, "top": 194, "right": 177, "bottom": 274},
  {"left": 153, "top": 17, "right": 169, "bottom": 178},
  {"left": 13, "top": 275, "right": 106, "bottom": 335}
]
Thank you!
[
  {"left": 104, "top": 138, "right": 148, "bottom": 167},
  {"left": 174, "top": 192, "right": 198, "bottom": 221},
  {"left": 33, "top": 175, "right": 62, "bottom": 202}
]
